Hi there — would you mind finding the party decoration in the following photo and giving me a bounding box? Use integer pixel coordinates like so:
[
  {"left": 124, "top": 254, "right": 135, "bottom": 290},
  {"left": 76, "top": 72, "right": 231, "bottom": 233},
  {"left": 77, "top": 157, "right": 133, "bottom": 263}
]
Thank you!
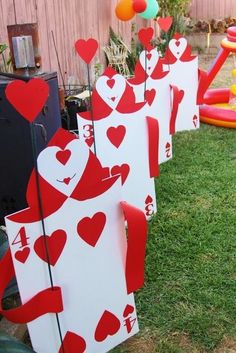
[
  {"left": 2, "top": 128, "right": 148, "bottom": 353},
  {"left": 5, "top": 78, "right": 49, "bottom": 122},
  {"left": 132, "top": 0, "right": 147, "bottom": 13},
  {"left": 75, "top": 38, "right": 98, "bottom": 64},
  {"left": 115, "top": 0, "right": 135, "bottom": 21},
  {"left": 199, "top": 26, "right": 236, "bottom": 128},
  {"left": 139, "top": 0, "right": 159, "bottom": 19},
  {"left": 164, "top": 34, "right": 199, "bottom": 132},
  {"left": 77, "top": 67, "right": 159, "bottom": 218},
  {"left": 157, "top": 16, "right": 173, "bottom": 32}
]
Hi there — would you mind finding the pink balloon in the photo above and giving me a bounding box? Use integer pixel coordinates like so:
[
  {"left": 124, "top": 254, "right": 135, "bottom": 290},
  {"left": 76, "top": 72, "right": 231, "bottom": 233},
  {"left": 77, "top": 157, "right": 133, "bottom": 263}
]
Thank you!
[{"left": 133, "top": 0, "right": 147, "bottom": 13}]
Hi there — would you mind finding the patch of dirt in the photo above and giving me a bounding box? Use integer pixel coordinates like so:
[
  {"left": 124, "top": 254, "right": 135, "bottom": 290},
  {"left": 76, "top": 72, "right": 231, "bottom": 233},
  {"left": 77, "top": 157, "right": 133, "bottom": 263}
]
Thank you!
[{"left": 213, "top": 337, "right": 236, "bottom": 353}]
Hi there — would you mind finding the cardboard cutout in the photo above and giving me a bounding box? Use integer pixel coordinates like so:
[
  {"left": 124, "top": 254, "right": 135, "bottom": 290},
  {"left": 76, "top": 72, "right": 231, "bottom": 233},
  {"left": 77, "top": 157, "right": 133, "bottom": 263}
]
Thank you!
[
  {"left": 77, "top": 68, "right": 158, "bottom": 218},
  {"left": 3, "top": 129, "right": 147, "bottom": 353},
  {"left": 164, "top": 34, "right": 200, "bottom": 131}
]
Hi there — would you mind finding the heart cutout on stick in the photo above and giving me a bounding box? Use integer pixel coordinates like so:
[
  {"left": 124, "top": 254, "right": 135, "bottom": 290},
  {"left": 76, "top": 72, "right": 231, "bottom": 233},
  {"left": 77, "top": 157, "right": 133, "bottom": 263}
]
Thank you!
[
  {"left": 138, "top": 27, "right": 154, "bottom": 48},
  {"left": 5, "top": 78, "right": 49, "bottom": 122},
  {"left": 77, "top": 212, "right": 106, "bottom": 247},
  {"left": 157, "top": 17, "right": 173, "bottom": 32},
  {"left": 75, "top": 38, "right": 98, "bottom": 64},
  {"left": 34, "top": 229, "right": 67, "bottom": 266}
]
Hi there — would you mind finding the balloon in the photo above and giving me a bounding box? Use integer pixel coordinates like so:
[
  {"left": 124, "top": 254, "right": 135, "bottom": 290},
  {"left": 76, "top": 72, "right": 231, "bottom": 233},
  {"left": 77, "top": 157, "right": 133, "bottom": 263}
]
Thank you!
[
  {"left": 139, "top": 0, "right": 159, "bottom": 19},
  {"left": 231, "top": 68, "right": 236, "bottom": 78},
  {"left": 230, "top": 84, "right": 236, "bottom": 95},
  {"left": 115, "top": 0, "right": 135, "bottom": 21},
  {"left": 132, "top": 0, "right": 147, "bottom": 13}
]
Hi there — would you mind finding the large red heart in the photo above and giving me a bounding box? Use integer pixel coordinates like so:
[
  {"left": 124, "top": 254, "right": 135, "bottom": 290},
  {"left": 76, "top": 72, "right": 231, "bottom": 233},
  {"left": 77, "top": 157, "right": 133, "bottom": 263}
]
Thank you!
[
  {"left": 59, "top": 331, "right": 86, "bottom": 353},
  {"left": 94, "top": 310, "right": 121, "bottom": 342},
  {"left": 14, "top": 247, "right": 30, "bottom": 263},
  {"left": 145, "top": 89, "right": 156, "bottom": 106},
  {"left": 107, "top": 125, "right": 126, "bottom": 148},
  {"left": 75, "top": 38, "right": 98, "bottom": 64},
  {"left": 138, "top": 27, "right": 154, "bottom": 48},
  {"left": 56, "top": 149, "right": 71, "bottom": 165},
  {"left": 111, "top": 164, "right": 130, "bottom": 185},
  {"left": 34, "top": 230, "right": 67, "bottom": 266},
  {"left": 157, "top": 17, "right": 173, "bottom": 32},
  {"left": 77, "top": 212, "right": 106, "bottom": 247},
  {"left": 5, "top": 78, "right": 49, "bottom": 122}
]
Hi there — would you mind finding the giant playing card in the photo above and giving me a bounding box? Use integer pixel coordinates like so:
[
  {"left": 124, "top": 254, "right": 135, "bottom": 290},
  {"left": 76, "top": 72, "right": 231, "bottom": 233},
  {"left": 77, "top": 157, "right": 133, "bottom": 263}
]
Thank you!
[
  {"left": 77, "top": 67, "right": 159, "bottom": 219},
  {"left": 164, "top": 34, "right": 200, "bottom": 132},
  {"left": 129, "top": 45, "right": 174, "bottom": 164},
  {"left": 3, "top": 129, "right": 147, "bottom": 353}
]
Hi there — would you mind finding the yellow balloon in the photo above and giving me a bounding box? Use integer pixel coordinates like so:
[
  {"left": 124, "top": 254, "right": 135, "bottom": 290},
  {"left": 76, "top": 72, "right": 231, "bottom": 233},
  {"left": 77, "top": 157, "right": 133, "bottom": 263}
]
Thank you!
[
  {"left": 231, "top": 68, "right": 236, "bottom": 78},
  {"left": 230, "top": 84, "right": 236, "bottom": 95},
  {"left": 115, "top": 0, "right": 135, "bottom": 21}
]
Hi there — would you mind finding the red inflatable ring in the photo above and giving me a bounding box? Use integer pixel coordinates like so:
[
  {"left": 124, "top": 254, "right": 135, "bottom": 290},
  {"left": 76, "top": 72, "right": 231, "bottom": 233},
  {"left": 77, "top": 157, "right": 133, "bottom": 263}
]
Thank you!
[{"left": 200, "top": 88, "right": 236, "bottom": 128}]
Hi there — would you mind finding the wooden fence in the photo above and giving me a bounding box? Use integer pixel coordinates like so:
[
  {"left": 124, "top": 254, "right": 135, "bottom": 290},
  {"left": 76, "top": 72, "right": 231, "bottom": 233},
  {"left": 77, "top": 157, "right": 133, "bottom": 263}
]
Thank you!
[
  {"left": 190, "top": 0, "right": 236, "bottom": 20},
  {"left": 1, "top": 0, "right": 236, "bottom": 85},
  {"left": 0, "top": 0, "right": 146, "bottom": 86}
]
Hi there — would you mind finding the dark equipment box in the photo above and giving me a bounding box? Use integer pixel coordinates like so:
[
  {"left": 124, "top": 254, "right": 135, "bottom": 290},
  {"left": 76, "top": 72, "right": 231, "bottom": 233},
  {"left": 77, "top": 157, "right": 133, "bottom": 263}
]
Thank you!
[{"left": 0, "top": 72, "right": 61, "bottom": 224}]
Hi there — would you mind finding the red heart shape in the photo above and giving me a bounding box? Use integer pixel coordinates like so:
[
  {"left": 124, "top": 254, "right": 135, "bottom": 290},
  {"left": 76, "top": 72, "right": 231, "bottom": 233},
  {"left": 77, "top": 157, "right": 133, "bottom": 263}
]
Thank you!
[
  {"left": 34, "top": 230, "right": 67, "bottom": 266},
  {"left": 107, "top": 79, "right": 115, "bottom": 88},
  {"left": 123, "top": 304, "right": 135, "bottom": 317},
  {"left": 63, "top": 177, "right": 71, "bottom": 185},
  {"left": 14, "top": 247, "right": 30, "bottom": 263},
  {"left": 111, "top": 164, "right": 130, "bottom": 185},
  {"left": 157, "top": 17, "right": 173, "bottom": 32},
  {"left": 77, "top": 212, "right": 106, "bottom": 247},
  {"left": 107, "top": 125, "right": 126, "bottom": 148},
  {"left": 145, "top": 195, "right": 153, "bottom": 204},
  {"left": 138, "top": 27, "right": 154, "bottom": 48},
  {"left": 145, "top": 89, "right": 156, "bottom": 106},
  {"left": 5, "top": 78, "right": 49, "bottom": 122},
  {"left": 85, "top": 137, "right": 94, "bottom": 147},
  {"left": 146, "top": 53, "right": 152, "bottom": 60},
  {"left": 165, "top": 142, "right": 171, "bottom": 149},
  {"left": 59, "top": 331, "right": 86, "bottom": 353},
  {"left": 75, "top": 38, "right": 98, "bottom": 64},
  {"left": 56, "top": 150, "right": 71, "bottom": 165},
  {"left": 95, "top": 310, "right": 121, "bottom": 342}
]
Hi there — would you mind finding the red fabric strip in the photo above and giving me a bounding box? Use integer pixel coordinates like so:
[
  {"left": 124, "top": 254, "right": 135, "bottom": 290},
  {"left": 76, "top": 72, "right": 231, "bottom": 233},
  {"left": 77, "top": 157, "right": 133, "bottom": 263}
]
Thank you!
[
  {"left": 197, "top": 69, "right": 208, "bottom": 105},
  {"left": 0, "top": 249, "right": 63, "bottom": 323},
  {"left": 146, "top": 117, "right": 159, "bottom": 178},
  {"left": 169, "top": 85, "right": 180, "bottom": 135},
  {"left": 120, "top": 202, "right": 147, "bottom": 294}
]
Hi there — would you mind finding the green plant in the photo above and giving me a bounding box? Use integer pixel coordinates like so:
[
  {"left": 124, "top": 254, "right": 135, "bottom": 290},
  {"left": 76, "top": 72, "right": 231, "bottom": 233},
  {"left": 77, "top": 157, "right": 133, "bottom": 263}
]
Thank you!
[
  {"left": 0, "top": 44, "right": 12, "bottom": 73},
  {"left": 0, "top": 331, "right": 35, "bottom": 353},
  {"left": 105, "top": 26, "right": 143, "bottom": 76},
  {"left": 156, "top": 0, "right": 192, "bottom": 55}
]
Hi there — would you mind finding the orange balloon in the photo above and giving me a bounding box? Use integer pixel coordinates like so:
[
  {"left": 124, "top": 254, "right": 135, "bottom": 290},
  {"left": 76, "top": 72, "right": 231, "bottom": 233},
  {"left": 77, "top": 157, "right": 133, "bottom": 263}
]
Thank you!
[{"left": 115, "top": 0, "right": 135, "bottom": 21}]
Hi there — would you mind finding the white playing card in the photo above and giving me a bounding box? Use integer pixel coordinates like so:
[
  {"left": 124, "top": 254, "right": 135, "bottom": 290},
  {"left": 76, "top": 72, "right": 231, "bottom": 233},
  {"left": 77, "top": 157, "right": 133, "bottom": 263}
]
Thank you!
[
  {"left": 77, "top": 69, "right": 158, "bottom": 219},
  {"left": 5, "top": 131, "right": 142, "bottom": 353},
  {"left": 165, "top": 35, "right": 200, "bottom": 132}
]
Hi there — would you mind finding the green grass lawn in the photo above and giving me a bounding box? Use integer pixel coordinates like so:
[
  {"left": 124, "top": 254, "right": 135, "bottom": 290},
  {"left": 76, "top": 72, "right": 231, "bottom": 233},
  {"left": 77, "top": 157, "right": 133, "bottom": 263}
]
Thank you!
[{"left": 112, "top": 124, "right": 236, "bottom": 353}]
